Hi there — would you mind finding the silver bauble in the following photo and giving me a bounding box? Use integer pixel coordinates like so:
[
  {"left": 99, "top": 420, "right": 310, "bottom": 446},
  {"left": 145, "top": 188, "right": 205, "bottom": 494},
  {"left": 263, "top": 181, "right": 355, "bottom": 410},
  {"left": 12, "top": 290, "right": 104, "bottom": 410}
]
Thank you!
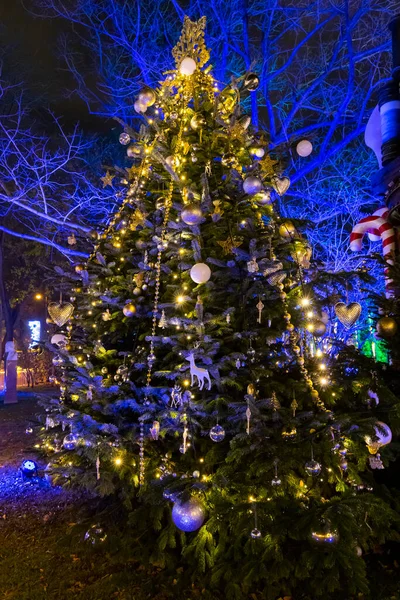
[
  {"left": 244, "top": 73, "right": 260, "bottom": 91},
  {"left": 243, "top": 176, "right": 263, "bottom": 195},
  {"left": 172, "top": 497, "right": 206, "bottom": 532},
  {"left": 119, "top": 132, "right": 131, "bottom": 145},
  {"left": 250, "top": 528, "right": 262, "bottom": 539},
  {"left": 305, "top": 460, "right": 322, "bottom": 476},
  {"left": 63, "top": 433, "right": 79, "bottom": 451},
  {"left": 138, "top": 87, "right": 156, "bottom": 107},
  {"left": 84, "top": 524, "right": 108, "bottom": 545},
  {"left": 181, "top": 204, "right": 203, "bottom": 225}
]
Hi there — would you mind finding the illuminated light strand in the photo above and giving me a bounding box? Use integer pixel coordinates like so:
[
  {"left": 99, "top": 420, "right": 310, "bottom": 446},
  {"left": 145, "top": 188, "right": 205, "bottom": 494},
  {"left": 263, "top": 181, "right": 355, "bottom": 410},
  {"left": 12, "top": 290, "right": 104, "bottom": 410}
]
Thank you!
[{"left": 139, "top": 421, "right": 145, "bottom": 485}]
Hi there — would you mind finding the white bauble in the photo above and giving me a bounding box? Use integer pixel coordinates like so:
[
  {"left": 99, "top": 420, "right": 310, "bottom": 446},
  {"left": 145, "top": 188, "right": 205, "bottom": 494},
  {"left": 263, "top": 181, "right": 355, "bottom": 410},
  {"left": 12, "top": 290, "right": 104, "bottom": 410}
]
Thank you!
[
  {"left": 134, "top": 100, "right": 147, "bottom": 114},
  {"left": 254, "top": 190, "right": 271, "bottom": 206},
  {"left": 51, "top": 334, "right": 67, "bottom": 348},
  {"left": 179, "top": 57, "right": 196, "bottom": 76},
  {"left": 243, "top": 176, "right": 263, "bottom": 195},
  {"left": 190, "top": 263, "right": 211, "bottom": 284},
  {"left": 296, "top": 139, "right": 313, "bottom": 157}
]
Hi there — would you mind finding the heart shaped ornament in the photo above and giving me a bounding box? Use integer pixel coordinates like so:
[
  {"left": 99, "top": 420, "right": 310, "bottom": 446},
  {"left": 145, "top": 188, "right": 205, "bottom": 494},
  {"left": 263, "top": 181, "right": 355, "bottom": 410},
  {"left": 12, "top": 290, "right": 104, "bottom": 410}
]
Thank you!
[
  {"left": 48, "top": 302, "right": 74, "bottom": 327},
  {"left": 272, "top": 176, "right": 291, "bottom": 196},
  {"left": 334, "top": 302, "right": 362, "bottom": 329}
]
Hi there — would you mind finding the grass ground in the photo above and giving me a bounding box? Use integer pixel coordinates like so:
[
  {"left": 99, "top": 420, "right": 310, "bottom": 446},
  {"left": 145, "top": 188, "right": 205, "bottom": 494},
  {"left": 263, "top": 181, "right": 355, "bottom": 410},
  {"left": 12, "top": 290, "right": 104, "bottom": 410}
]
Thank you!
[{"left": 0, "top": 389, "right": 167, "bottom": 600}]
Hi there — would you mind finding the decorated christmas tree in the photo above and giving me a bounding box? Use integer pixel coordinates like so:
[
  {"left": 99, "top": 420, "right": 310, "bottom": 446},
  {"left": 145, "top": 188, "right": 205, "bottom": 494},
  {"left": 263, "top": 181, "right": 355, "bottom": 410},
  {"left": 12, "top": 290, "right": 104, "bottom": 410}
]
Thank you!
[{"left": 42, "top": 18, "right": 400, "bottom": 600}]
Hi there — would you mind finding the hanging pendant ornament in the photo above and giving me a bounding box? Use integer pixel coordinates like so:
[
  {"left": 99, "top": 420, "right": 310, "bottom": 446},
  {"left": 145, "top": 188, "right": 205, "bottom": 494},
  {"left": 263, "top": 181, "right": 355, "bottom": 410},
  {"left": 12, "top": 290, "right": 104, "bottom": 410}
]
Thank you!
[
  {"left": 250, "top": 501, "right": 261, "bottom": 539},
  {"left": 272, "top": 176, "right": 291, "bottom": 196},
  {"left": 195, "top": 296, "right": 204, "bottom": 321},
  {"left": 364, "top": 421, "right": 392, "bottom": 454},
  {"left": 150, "top": 421, "right": 160, "bottom": 441},
  {"left": 67, "top": 233, "right": 77, "bottom": 246},
  {"left": 243, "top": 72, "right": 259, "bottom": 91},
  {"left": 236, "top": 358, "right": 241, "bottom": 368},
  {"left": 96, "top": 455, "right": 101, "bottom": 480},
  {"left": 139, "top": 421, "right": 145, "bottom": 485},
  {"left": 246, "top": 401, "right": 251, "bottom": 435},
  {"left": 171, "top": 385, "right": 183, "bottom": 408},
  {"left": 181, "top": 412, "right": 189, "bottom": 454},
  {"left": 158, "top": 310, "right": 167, "bottom": 329},
  {"left": 256, "top": 297, "right": 264, "bottom": 324},
  {"left": 334, "top": 302, "right": 362, "bottom": 329},
  {"left": 369, "top": 454, "right": 384, "bottom": 469},
  {"left": 271, "top": 460, "right": 282, "bottom": 486},
  {"left": 226, "top": 313, "right": 231, "bottom": 324},
  {"left": 102, "top": 309, "right": 112, "bottom": 321},
  {"left": 291, "top": 396, "right": 298, "bottom": 416},
  {"left": 48, "top": 296, "right": 74, "bottom": 327},
  {"left": 87, "top": 386, "right": 93, "bottom": 401},
  {"left": 185, "top": 351, "right": 211, "bottom": 390},
  {"left": 247, "top": 257, "right": 259, "bottom": 273}
]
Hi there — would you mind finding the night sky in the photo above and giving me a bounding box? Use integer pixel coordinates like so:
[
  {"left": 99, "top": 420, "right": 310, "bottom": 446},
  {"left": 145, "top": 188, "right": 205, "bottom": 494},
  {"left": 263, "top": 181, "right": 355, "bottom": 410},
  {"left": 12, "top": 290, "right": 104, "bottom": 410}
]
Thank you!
[{"left": 0, "top": 1, "right": 110, "bottom": 133}]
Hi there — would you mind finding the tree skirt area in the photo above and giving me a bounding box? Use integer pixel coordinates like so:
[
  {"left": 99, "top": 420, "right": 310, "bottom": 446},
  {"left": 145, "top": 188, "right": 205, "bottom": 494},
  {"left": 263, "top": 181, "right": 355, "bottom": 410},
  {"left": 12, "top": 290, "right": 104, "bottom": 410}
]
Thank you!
[{"left": 0, "top": 390, "right": 167, "bottom": 600}]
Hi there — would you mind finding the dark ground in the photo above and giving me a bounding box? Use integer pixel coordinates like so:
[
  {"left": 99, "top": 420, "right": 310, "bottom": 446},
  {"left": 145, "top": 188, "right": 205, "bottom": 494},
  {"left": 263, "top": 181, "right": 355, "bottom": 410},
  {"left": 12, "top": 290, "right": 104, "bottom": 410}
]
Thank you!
[{"left": 0, "top": 390, "right": 159, "bottom": 600}]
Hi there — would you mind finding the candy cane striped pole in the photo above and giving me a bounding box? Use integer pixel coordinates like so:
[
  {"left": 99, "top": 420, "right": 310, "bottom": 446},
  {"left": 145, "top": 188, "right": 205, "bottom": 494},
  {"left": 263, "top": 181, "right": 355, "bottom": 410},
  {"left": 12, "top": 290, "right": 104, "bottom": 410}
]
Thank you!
[{"left": 350, "top": 209, "right": 395, "bottom": 297}]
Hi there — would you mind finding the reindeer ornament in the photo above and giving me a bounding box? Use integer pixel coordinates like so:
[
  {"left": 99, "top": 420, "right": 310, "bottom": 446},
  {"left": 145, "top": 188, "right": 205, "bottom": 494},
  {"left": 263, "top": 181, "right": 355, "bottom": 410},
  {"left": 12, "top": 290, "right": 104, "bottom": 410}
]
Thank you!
[{"left": 185, "top": 351, "right": 212, "bottom": 391}]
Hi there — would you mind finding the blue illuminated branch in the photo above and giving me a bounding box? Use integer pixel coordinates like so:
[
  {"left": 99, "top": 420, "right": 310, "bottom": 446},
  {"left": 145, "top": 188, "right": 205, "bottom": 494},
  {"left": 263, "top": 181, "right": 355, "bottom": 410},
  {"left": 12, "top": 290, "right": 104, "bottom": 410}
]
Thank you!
[{"left": 0, "top": 224, "right": 89, "bottom": 258}]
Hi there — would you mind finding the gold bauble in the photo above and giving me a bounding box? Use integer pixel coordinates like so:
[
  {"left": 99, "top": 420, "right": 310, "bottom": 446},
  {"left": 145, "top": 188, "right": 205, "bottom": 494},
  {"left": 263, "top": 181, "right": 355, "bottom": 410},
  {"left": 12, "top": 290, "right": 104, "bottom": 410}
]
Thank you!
[
  {"left": 278, "top": 222, "right": 296, "bottom": 238},
  {"left": 74, "top": 264, "right": 85, "bottom": 273},
  {"left": 123, "top": 303, "right": 136, "bottom": 317},
  {"left": 376, "top": 316, "right": 398, "bottom": 339},
  {"left": 247, "top": 383, "right": 256, "bottom": 396}
]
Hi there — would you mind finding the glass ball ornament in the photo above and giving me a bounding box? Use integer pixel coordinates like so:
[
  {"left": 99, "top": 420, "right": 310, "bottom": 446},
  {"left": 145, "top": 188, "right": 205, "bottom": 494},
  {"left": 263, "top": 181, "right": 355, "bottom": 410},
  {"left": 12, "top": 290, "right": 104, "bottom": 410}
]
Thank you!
[
  {"left": 25, "top": 426, "right": 33, "bottom": 434},
  {"left": 271, "top": 476, "right": 282, "bottom": 486},
  {"left": 209, "top": 424, "right": 225, "bottom": 443},
  {"left": 190, "top": 263, "right": 211, "bottom": 284},
  {"left": 355, "top": 545, "right": 363, "bottom": 557},
  {"left": 52, "top": 355, "right": 64, "bottom": 367},
  {"left": 20, "top": 459, "right": 38, "bottom": 477},
  {"left": 172, "top": 497, "right": 206, "bottom": 532},
  {"left": 179, "top": 56, "right": 196, "bottom": 76},
  {"left": 250, "top": 147, "right": 265, "bottom": 158},
  {"left": 243, "top": 176, "right": 263, "bottom": 195},
  {"left": 313, "top": 320, "right": 327, "bottom": 337},
  {"left": 296, "top": 139, "right": 313, "bottom": 157},
  {"left": 376, "top": 316, "right": 398, "bottom": 339},
  {"left": 305, "top": 460, "right": 322, "bottom": 476},
  {"left": 134, "top": 100, "right": 147, "bottom": 113},
  {"left": 63, "top": 432, "right": 79, "bottom": 451},
  {"left": 119, "top": 132, "right": 131, "bottom": 145},
  {"left": 84, "top": 524, "right": 108, "bottom": 545},
  {"left": 250, "top": 528, "right": 262, "bottom": 539},
  {"left": 181, "top": 204, "right": 203, "bottom": 225},
  {"left": 254, "top": 190, "right": 271, "bottom": 206},
  {"left": 123, "top": 302, "right": 136, "bottom": 317},
  {"left": 244, "top": 73, "right": 259, "bottom": 91},
  {"left": 138, "top": 87, "right": 156, "bottom": 107},
  {"left": 192, "top": 470, "right": 200, "bottom": 478},
  {"left": 311, "top": 520, "right": 339, "bottom": 544},
  {"left": 365, "top": 421, "right": 392, "bottom": 454}
]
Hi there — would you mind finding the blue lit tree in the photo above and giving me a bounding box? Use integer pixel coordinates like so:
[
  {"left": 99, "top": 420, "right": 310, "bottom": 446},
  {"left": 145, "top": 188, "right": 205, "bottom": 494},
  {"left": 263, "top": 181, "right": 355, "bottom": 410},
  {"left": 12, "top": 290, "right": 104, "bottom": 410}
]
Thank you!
[{"left": 31, "top": 0, "right": 398, "bottom": 273}]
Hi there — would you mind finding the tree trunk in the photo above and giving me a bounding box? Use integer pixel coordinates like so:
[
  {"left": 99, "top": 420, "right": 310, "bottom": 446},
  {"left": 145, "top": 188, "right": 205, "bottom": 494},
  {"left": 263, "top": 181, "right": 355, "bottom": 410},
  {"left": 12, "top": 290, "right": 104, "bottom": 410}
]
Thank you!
[{"left": 0, "top": 234, "right": 19, "bottom": 403}]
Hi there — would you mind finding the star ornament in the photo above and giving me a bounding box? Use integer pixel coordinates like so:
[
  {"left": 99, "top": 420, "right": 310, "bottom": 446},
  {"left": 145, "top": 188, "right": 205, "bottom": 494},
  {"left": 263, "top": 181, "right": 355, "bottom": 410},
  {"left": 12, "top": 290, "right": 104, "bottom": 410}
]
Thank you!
[
  {"left": 101, "top": 171, "right": 115, "bottom": 188},
  {"left": 217, "top": 236, "right": 243, "bottom": 255},
  {"left": 129, "top": 209, "right": 147, "bottom": 230}
]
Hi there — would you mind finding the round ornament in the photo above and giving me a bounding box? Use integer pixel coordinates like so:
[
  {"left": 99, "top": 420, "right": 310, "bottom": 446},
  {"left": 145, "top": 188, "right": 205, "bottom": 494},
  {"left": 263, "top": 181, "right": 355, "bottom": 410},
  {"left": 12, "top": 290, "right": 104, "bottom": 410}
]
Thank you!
[
  {"left": 119, "top": 132, "right": 131, "bottom": 145},
  {"left": 296, "top": 139, "right": 313, "bottom": 157},
  {"left": 243, "top": 176, "right": 263, "bottom": 195},
  {"left": 356, "top": 546, "right": 363, "bottom": 557},
  {"left": 138, "top": 87, "right": 156, "bottom": 107},
  {"left": 311, "top": 520, "right": 339, "bottom": 544},
  {"left": 127, "top": 144, "right": 142, "bottom": 158},
  {"left": 179, "top": 57, "right": 197, "bottom": 76},
  {"left": 51, "top": 334, "right": 67, "bottom": 348},
  {"left": 165, "top": 155, "right": 178, "bottom": 168},
  {"left": 181, "top": 204, "right": 203, "bottom": 226},
  {"left": 247, "top": 383, "right": 256, "bottom": 396},
  {"left": 25, "top": 426, "right": 33, "bottom": 434},
  {"left": 63, "top": 433, "right": 79, "bottom": 450},
  {"left": 365, "top": 421, "right": 392, "bottom": 454},
  {"left": 244, "top": 73, "right": 259, "bottom": 91},
  {"left": 271, "top": 476, "right": 282, "bottom": 486},
  {"left": 20, "top": 459, "right": 38, "bottom": 477},
  {"left": 209, "top": 424, "right": 225, "bottom": 442},
  {"left": 190, "top": 263, "right": 211, "bottom": 284},
  {"left": 190, "top": 114, "right": 206, "bottom": 130},
  {"left": 172, "top": 497, "right": 206, "bottom": 532},
  {"left": 250, "top": 528, "right": 262, "bottom": 539},
  {"left": 134, "top": 100, "right": 147, "bottom": 113},
  {"left": 250, "top": 147, "right": 265, "bottom": 158},
  {"left": 123, "top": 303, "right": 136, "bottom": 317},
  {"left": 254, "top": 190, "right": 271, "bottom": 206},
  {"left": 376, "top": 316, "right": 398, "bottom": 339},
  {"left": 305, "top": 460, "right": 321, "bottom": 476},
  {"left": 84, "top": 524, "right": 108, "bottom": 545},
  {"left": 52, "top": 355, "right": 64, "bottom": 367},
  {"left": 278, "top": 222, "right": 296, "bottom": 238}
]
